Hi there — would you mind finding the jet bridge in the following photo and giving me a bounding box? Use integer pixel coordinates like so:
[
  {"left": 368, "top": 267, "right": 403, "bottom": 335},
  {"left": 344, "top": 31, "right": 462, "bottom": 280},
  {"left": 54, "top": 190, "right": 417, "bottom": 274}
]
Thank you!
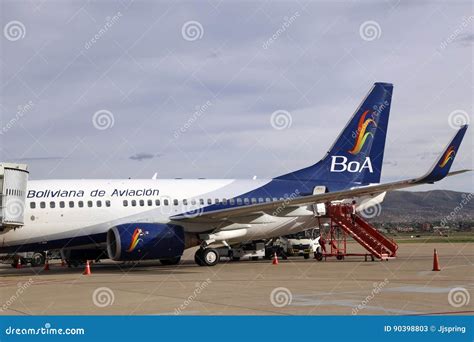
[{"left": 0, "top": 163, "right": 29, "bottom": 231}]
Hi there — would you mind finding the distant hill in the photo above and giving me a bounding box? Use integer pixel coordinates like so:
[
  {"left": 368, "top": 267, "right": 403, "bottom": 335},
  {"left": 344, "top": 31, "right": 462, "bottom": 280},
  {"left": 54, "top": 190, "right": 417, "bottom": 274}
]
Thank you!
[{"left": 369, "top": 190, "right": 474, "bottom": 224}]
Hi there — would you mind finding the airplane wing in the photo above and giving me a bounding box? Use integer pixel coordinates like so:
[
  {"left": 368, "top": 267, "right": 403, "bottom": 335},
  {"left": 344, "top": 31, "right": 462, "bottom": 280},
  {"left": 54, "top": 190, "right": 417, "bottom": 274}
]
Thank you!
[{"left": 171, "top": 125, "right": 469, "bottom": 222}]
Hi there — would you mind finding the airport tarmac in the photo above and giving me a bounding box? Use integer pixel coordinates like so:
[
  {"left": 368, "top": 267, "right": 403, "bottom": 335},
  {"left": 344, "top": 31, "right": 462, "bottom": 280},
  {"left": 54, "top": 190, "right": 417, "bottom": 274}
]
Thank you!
[{"left": 0, "top": 243, "right": 472, "bottom": 315}]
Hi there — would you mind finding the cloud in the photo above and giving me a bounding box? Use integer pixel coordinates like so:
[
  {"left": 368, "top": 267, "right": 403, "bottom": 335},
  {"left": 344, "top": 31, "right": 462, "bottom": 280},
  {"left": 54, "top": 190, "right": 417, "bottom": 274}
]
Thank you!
[
  {"left": 129, "top": 153, "right": 159, "bottom": 161},
  {"left": 455, "top": 33, "right": 474, "bottom": 44},
  {"left": 0, "top": 1, "right": 471, "bottom": 192}
]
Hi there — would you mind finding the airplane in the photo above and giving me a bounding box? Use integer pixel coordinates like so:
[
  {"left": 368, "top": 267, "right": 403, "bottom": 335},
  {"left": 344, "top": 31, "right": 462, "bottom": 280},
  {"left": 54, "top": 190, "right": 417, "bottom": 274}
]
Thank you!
[{"left": 0, "top": 82, "right": 469, "bottom": 267}]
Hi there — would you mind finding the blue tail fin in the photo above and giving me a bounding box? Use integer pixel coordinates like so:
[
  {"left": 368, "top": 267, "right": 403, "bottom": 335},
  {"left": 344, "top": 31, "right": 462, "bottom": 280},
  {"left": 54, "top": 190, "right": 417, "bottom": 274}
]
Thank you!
[
  {"left": 419, "top": 124, "right": 468, "bottom": 183},
  {"left": 276, "top": 82, "right": 393, "bottom": 187}
]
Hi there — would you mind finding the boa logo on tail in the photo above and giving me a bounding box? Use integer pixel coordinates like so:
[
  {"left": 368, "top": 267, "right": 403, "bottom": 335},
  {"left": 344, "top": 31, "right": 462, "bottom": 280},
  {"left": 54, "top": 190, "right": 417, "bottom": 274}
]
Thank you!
[
  {"left": 439, "top": 146, "right": 456, "bottom": 168},
  {"left": 126, "top": 228, "right": 143, "bottom": 252},
  {"left": 348, "top": 110, "right": 377, "bottom": 155}
]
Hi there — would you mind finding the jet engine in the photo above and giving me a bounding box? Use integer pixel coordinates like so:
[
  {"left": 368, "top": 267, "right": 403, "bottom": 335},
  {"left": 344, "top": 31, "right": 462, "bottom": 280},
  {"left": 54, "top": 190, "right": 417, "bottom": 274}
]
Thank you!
[{"left": 106, "top": 223, "right": 184, "bottom": 261}]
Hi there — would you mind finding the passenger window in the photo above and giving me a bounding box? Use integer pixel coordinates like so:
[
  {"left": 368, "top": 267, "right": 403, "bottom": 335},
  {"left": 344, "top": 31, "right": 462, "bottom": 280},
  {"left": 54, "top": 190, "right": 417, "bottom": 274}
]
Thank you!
[
  {"left": 155, "top": 199, "right": 160, "bottom": 206},
  {"left": 78, "top": 201, "right": 84, "bottom": 208},
  {"left": 265, "top": 198, "right": 271, "bottom": 202},
  {"left": 236, "top": 198, "right": 242, "bottom": 205},
  {"left": 106, "top": 200, "right": 111, "bottom": 207},
  {"left": 40, "top": 202, "right": 46, "bottom": 209},
  {"left": 139, "top": 200, "right": 144, "bottom": 206},
  {"left": 272, "top": 198, "right": 278, "bottom": 202},
  {"left": 123, "top": 200, "right": 128, "bottom": 207},
  {"left": 183, "top": 199, "right": 188, "bottom": 205},
  {"left": 131, "top": 200, "right": 136, "bottom": 207},
  {"left": 87, "top": 201, "right": 93, "bottom": 208},
  {"left": 244, "top": 198, "right": 249, "bottom": 204},
  {"left": 97, "top": 200, "right": 102, "bottom": 207},
  {"left": 30, "top": 202, "right": 36, "bottom": 209},
  {"left": 229, "top": 199, "right": 235, "bottom": 205},
  {"left": 50, "top": 201, "right": 55, "bottom": 208},
  {"left": 199, "top": 199, "right": 204, "bottom": 205},
  {"left": 173, "top": 199, "right": 178, "bottom": 205},
  {"left": 214, "top": 199, "right": 219, "bottom": 204},
  {"left": 258, "top": 198, "right": 264, "bottom": 203},
  {"left": 69, "top": 201, "right": 74, "bottom": 208},
  {"left": 191, "top": 199, "right": 196, "bottom": 205},
  {"left": 60, "top": 201, "right": 65, "bottom": 208},
  {"left": 164, "top": 199, "right": 169, "bottom": 206},
  {"left": 147, "top": 199, "right": 152, "bottom": 206},
  {"left": 207, "top": 199, "right": 212, "bottom": 205},
  {"left": 251, "top": 198, "right": 257, "bottom": 204},
  {"left": 222, "top": 198, "right": 227, "bottom": 204}
]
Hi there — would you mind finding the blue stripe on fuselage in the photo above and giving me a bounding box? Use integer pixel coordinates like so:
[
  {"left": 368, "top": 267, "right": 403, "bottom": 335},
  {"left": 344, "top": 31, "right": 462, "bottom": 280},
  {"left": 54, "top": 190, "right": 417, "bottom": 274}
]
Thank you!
[{"left": 0, "top": 232, "right": 107, "bottom": 254}]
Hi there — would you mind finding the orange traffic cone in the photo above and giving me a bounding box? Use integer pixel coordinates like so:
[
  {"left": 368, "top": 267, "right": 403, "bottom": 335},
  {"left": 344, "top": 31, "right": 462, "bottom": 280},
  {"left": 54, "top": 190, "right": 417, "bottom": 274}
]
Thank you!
[
  {"left": 15, "top": 258, "right": 22, "bottom": 269},
  {"left": 83, "top": 260, "right": 91, "bottom": 275},
  {"left": 432, "top": 248, "right": 440, "bottom": 271},
  {"left": 43, "top": 259, "right": 50, "bottom": 271},
  {"left": 272, "top": 252, "right": 279, "bottom": 265}
]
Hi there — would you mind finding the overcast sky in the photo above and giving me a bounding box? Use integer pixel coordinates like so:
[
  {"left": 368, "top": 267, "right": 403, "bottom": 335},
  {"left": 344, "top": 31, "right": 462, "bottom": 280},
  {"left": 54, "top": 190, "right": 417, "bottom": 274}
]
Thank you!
[{"left": 0, "top": 0, "right": 472, "bottom": 192}]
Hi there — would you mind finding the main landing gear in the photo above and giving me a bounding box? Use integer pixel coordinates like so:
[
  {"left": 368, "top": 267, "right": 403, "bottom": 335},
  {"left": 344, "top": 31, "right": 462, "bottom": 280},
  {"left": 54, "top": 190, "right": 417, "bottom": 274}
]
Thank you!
[{"left": 194, "top": 248, "right": 220, "bottom": 266}]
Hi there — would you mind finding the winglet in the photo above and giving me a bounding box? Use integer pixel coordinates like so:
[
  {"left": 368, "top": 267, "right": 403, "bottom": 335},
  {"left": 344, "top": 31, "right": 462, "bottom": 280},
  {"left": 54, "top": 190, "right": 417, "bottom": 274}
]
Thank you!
[{"left": 418, "top": 125, "right": 468, "bottom": 183}]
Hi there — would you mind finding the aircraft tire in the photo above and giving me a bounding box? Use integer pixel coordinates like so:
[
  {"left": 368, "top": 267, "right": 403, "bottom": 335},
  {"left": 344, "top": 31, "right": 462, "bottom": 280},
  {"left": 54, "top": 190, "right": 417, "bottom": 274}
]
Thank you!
[{"left": 195, "top": 248, "right": 219, "bottom": 267}]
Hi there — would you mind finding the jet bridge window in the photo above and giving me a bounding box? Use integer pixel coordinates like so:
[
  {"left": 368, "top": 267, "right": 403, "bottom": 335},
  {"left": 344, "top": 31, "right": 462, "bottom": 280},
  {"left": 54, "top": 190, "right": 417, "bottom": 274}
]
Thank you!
[
  {"left": 40, "top": 202, "right": 46, "bottom": 209},
  {"left": 30, "top": 202, "right": 36, "bottom": 209},
  {"left": 50, "top": 202, "right": 55, "bottom": 209}
]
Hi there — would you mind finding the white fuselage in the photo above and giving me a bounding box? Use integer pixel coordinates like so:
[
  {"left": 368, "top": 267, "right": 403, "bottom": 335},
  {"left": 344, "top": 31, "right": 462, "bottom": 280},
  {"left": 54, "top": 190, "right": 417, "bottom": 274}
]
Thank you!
[
  {"left": 1, "top": 178, "right": 385, "bottom": 252},
  {"left": 1, "top": 178, "right": 315, "bottom": 251}
]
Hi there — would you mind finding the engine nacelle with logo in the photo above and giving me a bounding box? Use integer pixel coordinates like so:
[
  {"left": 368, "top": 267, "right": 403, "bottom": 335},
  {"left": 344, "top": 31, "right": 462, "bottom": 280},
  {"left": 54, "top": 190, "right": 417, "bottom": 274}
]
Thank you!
[{"left": 106, "top": 223, "right": 184, "bottom": 261}]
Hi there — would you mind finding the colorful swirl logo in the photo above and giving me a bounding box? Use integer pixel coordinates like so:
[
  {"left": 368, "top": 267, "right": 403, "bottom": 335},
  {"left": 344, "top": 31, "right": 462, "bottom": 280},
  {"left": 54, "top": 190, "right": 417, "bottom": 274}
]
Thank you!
[
  {"left": 348, "top": 110, "right": 376, "bottom": 155},
  {"left": 126, "top": 228, "right": 143, "bottom": 252},
  {"left": 439, "top": 146, "right": 456, "bottom": 168}
]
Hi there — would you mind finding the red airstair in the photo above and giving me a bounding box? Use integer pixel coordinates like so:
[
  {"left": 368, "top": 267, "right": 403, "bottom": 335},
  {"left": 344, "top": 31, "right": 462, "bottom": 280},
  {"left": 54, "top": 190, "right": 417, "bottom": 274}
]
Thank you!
[{"left": 320, "top": 204, "right": 398, "bottom": 260}]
